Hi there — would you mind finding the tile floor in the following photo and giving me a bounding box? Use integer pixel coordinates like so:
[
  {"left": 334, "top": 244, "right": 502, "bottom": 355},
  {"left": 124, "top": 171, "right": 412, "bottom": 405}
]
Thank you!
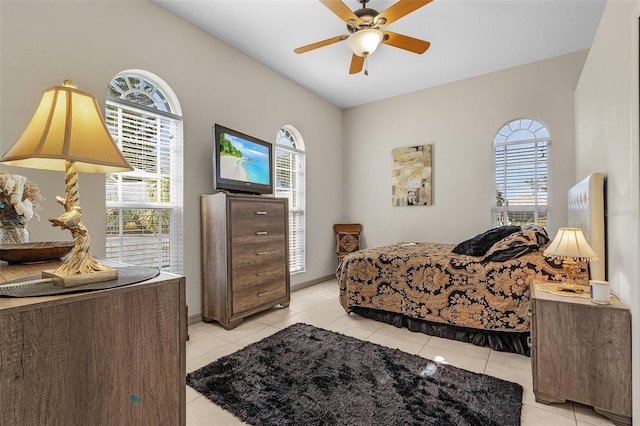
[{"left": 186, "top": 278, "right": 614, "bottom": 426}]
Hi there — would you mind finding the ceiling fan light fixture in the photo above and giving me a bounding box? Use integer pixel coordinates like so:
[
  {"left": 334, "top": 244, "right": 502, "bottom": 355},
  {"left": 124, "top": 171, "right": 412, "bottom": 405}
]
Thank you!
[{"left": 346, "top": 29, "right": 383, "bottom": 57}]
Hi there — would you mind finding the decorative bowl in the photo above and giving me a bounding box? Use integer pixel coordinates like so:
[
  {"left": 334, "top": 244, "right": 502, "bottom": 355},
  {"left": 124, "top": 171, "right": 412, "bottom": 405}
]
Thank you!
[{"left": 0, "top": 241, "right": 74, "bottom": 264}]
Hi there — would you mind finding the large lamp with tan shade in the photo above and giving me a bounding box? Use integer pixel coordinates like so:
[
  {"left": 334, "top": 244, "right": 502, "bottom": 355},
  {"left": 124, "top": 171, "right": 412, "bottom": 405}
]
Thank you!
[
  {"left": 543, "top": 227, "right": 598, "bottom": 286},
  {"left": 1, "top": 80, "right": 133, "bottom": 287}
]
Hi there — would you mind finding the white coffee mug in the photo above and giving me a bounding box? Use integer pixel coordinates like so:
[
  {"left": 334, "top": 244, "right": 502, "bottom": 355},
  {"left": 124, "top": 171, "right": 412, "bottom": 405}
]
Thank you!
[{"left": 589, "top": 280, "right": 610, "bottom": 304}]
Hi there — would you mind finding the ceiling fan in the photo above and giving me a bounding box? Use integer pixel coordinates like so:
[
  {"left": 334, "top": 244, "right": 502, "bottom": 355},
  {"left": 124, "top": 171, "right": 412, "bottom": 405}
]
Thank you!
[{"left": 294, "top": 0, "right": 432, "bottom": 75}]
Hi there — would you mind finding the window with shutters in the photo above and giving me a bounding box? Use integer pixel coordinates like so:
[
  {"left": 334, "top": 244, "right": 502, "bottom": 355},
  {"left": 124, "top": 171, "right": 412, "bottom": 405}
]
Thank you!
[
  {"left": 492, "top": 118, "right": 551, "bottom": 228},
  {"left": 104, "top": 71, "right": 183, "bottom": 274},
  {"left": 275, "top": 126, "right": 306, "bottom": 274}
]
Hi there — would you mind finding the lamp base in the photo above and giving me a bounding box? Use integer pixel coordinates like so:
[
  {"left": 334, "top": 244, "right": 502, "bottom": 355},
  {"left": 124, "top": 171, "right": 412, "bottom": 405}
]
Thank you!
[
  {"left": 42, "top": 268, "right": 118, "bottom": 288},
  {"left": 561, "top": 258, "right": 589, "bottom": 286}
]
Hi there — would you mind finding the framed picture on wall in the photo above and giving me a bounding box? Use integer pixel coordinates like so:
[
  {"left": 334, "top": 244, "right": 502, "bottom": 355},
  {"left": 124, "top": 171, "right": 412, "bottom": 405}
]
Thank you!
[{"left": 391, "top": 144, "right": 432, "bottom": 207}]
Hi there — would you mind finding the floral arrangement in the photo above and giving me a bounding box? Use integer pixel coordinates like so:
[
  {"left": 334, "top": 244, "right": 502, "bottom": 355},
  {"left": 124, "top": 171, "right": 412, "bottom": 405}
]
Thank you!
[{"left": 0, "top": 171, "right": 44, "bottom": 226}]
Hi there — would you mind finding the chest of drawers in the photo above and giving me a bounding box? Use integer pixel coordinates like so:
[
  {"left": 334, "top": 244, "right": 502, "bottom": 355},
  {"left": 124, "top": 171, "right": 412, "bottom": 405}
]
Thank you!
[{"left": 201, "top": 192, "right": 290, "bottom": 329}]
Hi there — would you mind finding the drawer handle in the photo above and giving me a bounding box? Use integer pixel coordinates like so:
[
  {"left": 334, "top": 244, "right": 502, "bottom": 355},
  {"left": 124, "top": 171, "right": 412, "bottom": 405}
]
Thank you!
[
  {"left": 257, "top": 291, "right": 270, "bottom": 297},
  {"left": 256, "top": 211, "right": 268, "bottom": 215},
  {"left": 257, "top": 251, "right": 269, "bottom": 256},
  {"left": 256, "top": 231, "right": 268, "bottom": 235}
]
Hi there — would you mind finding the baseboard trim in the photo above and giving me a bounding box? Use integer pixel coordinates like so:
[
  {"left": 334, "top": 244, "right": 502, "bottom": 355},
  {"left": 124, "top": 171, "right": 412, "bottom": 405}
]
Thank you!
[
  {"left": 187, "top": 274, "right": 336, "bottom": 325},
  {"left": 188, "top": 313, "right": 203, "bottom": 325},
  {"left": 291, "top": 274, "right": 336, "bottom": 291}
]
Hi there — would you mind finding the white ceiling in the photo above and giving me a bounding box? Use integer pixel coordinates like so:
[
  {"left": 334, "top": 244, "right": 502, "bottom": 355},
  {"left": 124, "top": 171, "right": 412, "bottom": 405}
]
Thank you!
[{"left": 153, "top": 0, "right": 606, "bottom": 109}]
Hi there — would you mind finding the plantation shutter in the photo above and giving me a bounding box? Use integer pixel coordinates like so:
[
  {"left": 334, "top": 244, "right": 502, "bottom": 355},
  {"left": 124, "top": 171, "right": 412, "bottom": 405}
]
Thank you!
[
  {"left": 492, "top": 119, "right": 550, "bottom": 228},
  {"left": 104, "top": 99, "right": 183, "bottom": 274}
]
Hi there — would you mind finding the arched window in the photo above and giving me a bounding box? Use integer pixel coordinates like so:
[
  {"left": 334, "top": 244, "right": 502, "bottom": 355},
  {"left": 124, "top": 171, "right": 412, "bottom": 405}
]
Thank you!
[
  {"left": 104, "top": 71, "right": 183, "bottom": 274},
  {"left": 275, "top": 125, "right": 306, "bottom": 274},
  {"left": 493, "top": 118, "right": 551, "bottom": 228}
]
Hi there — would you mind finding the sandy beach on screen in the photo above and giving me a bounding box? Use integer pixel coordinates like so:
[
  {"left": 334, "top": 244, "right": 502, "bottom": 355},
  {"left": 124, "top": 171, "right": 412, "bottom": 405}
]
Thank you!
[{"left": 220, "top": 155, "right": 249, "bottom": 181}]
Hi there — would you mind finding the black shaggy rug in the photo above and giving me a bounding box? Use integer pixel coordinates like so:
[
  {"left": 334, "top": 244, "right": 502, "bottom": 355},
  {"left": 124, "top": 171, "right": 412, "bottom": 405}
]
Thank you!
[{"left": 186, "top": 323, "right": 523, "bottom": 426}]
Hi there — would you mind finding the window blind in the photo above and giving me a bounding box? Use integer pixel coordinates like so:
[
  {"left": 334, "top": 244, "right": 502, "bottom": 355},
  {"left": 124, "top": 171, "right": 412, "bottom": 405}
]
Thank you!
[
  {"left": 493, "top": 138, "right": 550, "bottom": 227},
  {"left": 275, "top": 145, "right": 306, "bottom": 273},
  {"left": 104, "top": 100, "right": 183, "bottom": 274}
]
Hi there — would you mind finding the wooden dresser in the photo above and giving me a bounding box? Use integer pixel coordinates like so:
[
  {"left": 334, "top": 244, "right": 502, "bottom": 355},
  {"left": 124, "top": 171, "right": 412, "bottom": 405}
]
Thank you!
[
  {"left": 530, "top": 282, "right": 632, "bottom": 425},
  {"left": 0, "top": 261, "right": 186, "bottom": 426},
  {"left": 201, "top": 192, "right": 290, "bottom": 329}
]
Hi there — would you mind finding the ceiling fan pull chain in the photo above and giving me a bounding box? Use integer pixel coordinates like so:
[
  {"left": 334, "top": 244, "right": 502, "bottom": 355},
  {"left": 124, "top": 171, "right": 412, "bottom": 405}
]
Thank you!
[{"left": 364, "top": 54, "right": 369, "bottom": 76}]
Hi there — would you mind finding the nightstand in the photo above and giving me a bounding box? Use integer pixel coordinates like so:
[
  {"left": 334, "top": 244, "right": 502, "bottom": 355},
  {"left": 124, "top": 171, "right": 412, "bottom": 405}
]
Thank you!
[{"left": 530, "top": 281, "right": 632, "bottom": 425}]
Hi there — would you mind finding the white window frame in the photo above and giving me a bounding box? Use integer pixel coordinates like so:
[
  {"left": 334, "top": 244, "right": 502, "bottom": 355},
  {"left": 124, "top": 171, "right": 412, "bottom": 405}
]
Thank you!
[
  {"left": 275, "top": 125, "right": 306, "bottom": 274},
  {"left": 492, "top": 118, "right": 551, "bottom": 229},
  {"left": 104, "top": 71, "right": 184, "bottom": 274}
]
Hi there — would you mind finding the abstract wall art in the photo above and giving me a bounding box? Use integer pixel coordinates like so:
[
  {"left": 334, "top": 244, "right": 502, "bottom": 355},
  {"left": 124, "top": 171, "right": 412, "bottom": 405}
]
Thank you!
[{"left": 391, "top": 144, "right": 432, "bottom": 207}]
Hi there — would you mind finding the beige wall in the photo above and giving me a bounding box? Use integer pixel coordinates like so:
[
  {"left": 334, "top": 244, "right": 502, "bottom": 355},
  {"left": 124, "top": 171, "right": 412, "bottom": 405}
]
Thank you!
[
  {"left": 575, "top": 0, "right": 640, "bottom": 419},
  {"left": 0, "top": 0, "right": 344, "bottom": 315},
  {"left": 342, "top": 51, "right": 587, "bottom": 248},
  {"left": 2, "top": 0, "right": 636, "bottom": 417}
]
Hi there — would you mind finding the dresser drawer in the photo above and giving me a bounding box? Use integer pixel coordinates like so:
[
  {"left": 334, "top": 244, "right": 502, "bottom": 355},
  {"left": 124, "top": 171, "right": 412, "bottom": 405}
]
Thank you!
[
  {"left": 230, "top": 201, "right": 285, "bottom": 239},
  {"left": 231, "top": 268, "right": 287, "bottom": 314},
  {"left": 231, "top": 225, "right": 285, "bottom": 247},
  {"left": 230, "top": 199, "right": 285, "bottom": 218},
  {"left": 231, "top": 239, "right": 286, "bottom": 268}
]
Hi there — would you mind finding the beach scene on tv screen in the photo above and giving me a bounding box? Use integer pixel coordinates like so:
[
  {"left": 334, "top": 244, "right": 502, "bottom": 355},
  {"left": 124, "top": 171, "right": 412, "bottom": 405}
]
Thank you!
[{"left": 219, "top": 132, "right": 270, "bottom": 184}]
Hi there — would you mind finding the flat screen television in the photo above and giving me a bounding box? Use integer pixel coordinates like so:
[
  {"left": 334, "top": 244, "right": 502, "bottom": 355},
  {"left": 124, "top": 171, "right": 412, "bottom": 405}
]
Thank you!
[{"left": 213, "top": 124, "right": 274, "bottom": 195}]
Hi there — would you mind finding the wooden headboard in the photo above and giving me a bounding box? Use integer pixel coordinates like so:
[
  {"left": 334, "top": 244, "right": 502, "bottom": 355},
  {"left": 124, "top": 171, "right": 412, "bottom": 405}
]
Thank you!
[{"left": 567, "top": 173, "right": 606, "bottom": 280}]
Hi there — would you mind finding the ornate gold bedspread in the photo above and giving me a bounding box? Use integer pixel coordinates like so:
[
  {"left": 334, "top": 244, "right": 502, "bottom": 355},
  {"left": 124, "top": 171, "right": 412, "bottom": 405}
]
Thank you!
[{"left": 338, "top": 242, "right": 587, "bottom": 333}]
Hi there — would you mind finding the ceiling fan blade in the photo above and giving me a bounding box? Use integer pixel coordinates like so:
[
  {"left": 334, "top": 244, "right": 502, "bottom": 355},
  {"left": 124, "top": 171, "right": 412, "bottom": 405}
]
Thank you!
[
  {"left": 319, "top": 0, "right": 359, "bottom": 24},
  {"left": 375, "top": 0, "right": 432, "bottom": 27},
  {"left": 381, "top": 31, "right": 430, "bottom": 54},
  {"left": 294, "top": 35, "right": 349, "bottom": 54},
  {"left": 349, "top": 54, "right": 365, "bottom": 74}
]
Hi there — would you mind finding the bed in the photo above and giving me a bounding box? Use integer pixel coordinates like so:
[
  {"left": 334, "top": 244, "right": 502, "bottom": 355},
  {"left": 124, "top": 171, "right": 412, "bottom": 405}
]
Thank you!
[{"left": 337, "top": 173, "right": 605, "bottom": 355}]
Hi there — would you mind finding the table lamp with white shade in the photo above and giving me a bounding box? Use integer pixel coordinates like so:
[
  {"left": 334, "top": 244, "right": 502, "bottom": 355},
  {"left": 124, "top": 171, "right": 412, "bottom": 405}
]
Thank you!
[{"left": 543, "top": 227, "right": 598, "bottom": 285}]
